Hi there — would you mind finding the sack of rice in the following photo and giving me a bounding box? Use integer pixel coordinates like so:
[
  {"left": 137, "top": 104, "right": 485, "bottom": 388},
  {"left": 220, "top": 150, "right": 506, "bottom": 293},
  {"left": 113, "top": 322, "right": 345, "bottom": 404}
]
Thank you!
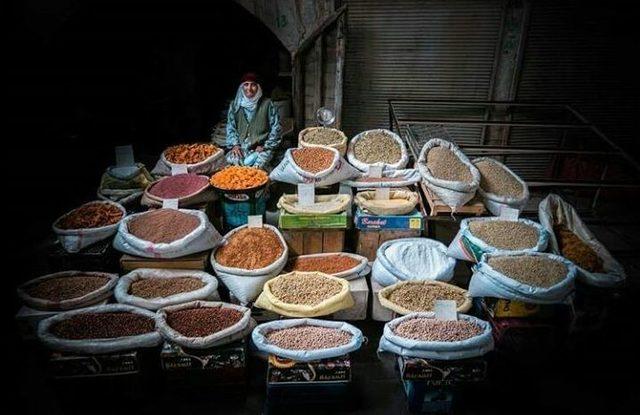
[
  {"left": 378, "top": 281, "right": 472, "bottom": 315},
  {"left": 269, "top": 146, "right": 359, "bottom": 185},
  {"left": 342, "top": 169, "right": 421, "bottom": 189},
  {"left": 151, "top": 143, "right": 225, "bottom": 176},
  {"left": 538, "top": 193, "right": 625, "bottom": 287},
  {"left": 347, "top": 129, "right": 409, "bottom": 173},
  {"left": 277, "top": 194, "right": 351, "bottom": 215},
  {"left": 97, "top": 164, "right": 154, "bottom": 204},
  {"left": 285, "top": 253, "right": 369, "bottom": 280},
  {"left": 417, "top": 139, "right": 480, "bottom": 210},
  {"left": 298, "top": 127, "right": 348, "bottom": 155},
  {"left": 354, "top": 190, "right": 419, "bottom": 215},
  {"left": 142, "top": 174, "right": 215, "bottom": 208},
  {"left": 472, "top": 157, "right": 529, "bottom": 215},
  {"left": 447, "top": 217, "right": 548, "bottom": 262}
]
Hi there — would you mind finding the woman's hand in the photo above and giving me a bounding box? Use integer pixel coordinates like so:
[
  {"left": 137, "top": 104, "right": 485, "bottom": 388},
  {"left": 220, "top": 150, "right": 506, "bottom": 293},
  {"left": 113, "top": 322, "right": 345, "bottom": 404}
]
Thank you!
[
  {"left": 231, "top": 145, "right": 243, "bottom": 157},
  {"left": 255, "top": 145, "right": 264, "bottom": 153}
]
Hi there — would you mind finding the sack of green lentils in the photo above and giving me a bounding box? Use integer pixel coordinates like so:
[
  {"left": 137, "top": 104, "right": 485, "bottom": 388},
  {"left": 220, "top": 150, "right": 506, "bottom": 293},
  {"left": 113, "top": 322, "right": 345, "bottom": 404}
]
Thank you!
[
  {"left": 97, "top": 164, "right": 154, "bottom": 204},
  {"left": 347, "top": 129, "right": 409, "bottom": 173},
  {"left": 269, "top": 146, "right": 359, "bottom": 185},
  {"left": 342, "top": 168, "right": 421, "bottom": 188},
  {"left": 472, "top": 157, "right": 529, "bottom": 216},
  {"left": 298, "top": 126, "right": 348, "bottom": 156}
]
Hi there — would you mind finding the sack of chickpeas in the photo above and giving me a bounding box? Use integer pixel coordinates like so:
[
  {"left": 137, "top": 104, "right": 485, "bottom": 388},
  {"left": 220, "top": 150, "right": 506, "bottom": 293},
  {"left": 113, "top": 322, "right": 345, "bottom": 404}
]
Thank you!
[{"left": 269, "top": 146, "right": 359, "bottom": 185}]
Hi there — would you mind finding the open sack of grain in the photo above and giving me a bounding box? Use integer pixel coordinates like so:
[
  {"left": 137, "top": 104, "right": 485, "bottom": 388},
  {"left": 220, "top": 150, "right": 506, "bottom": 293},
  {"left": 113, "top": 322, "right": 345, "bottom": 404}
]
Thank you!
[
  {"left": 251, "top": 318, "right": 364, "bottom": 362},
  {"left": 114, "top": 268, "right": 219, "bottom": 310},
  {"left": 354, "top": 190, "right": 419, "bottom": 215},
  {"left": 447, "top": 217, "right": 548, "bottom": 262},
  {"left": 417, "top": 139, "right": 480, "bottom": 210},
  {"left": 53, "top": 200, "right": 127, "bottom": 253},
  {"left": 37, "top": 304, "right": 162, "bottom": 354},
  {"left": 539, "top": 193, "right": 625, "bottom": 287},
  {"left": 378, "top": 312, "right": 494, "bottom": 360},
  {"left": 277, "top": 194, "right": 351, "bottom": 215},
  {"left": 298, "top": 126, "right": 348, "bottom": 155},
  {"left": 378, "top": 281, "right": 472, "bottom": 315},
  {"left": 285, "top": 252, "right": 369, "bottom": 280},
  {"left": 347, "top": 129, "right": 409, "bottom": 173},
  {"left": 17, "top": 271, "right": 118, "bottom": 311},
  {"left": 254, "top": 271, "right": 354, "bottom": 317},
  {"left": 269, "top": 146, "right": 359, "bottom": 185},
  {"left": 469, "top": 252, "right": 576, "bottom": 304},
  {"left": 152, "top": 143, "right": 225, "bottom": 176},
  {"left": 372, "top": 238, "right": 456, "bottom": 287},
  {"left": 113, "top": 208, "right": 221, "bottom": 259},
  {"left": 142, "top": 174, "right": 215, "bottom": 208},
  {"left": 156, "top": 301, "right": 255, "bottom": 349},
  {"left": 342, "top": 169, "right": 421, "bottom": 189},
  {"left": 472, "top": 157, "right": 529, "bottom": 215},
  {"left": 211, "top": 224, "right": 288, "bottom": 305},
  {"left": 97, "top": 163, "right": 154, "bottom": 204}
]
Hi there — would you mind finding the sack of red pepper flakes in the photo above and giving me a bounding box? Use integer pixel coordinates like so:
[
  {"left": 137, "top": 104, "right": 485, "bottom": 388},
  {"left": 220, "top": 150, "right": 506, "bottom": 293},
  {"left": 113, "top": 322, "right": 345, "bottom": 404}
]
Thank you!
[
  {"left": 151, "top": 143, "right": 225, "bottom": 176},
  {"left": 269, "top": 146, "right": 359, "bottom": 186}
]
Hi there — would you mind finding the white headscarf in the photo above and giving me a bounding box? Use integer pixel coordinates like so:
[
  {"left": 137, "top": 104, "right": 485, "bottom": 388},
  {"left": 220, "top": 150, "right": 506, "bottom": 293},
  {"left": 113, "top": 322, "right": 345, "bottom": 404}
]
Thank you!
[{"left": 232, "top": 82, "right": 263, "bottom": 114}]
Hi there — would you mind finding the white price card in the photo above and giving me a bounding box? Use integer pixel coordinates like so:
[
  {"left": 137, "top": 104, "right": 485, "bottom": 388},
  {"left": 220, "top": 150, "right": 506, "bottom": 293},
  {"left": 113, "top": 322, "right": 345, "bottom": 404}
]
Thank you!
[
  {"left": 115, "top": 145, "right": 135, "bottom": 167},
  {"left": 374, "top": 187, "right": 390, "bottom": 200},
  {"left": 500, "top": 206, "right": 520, "bottom": 220},
  {"left": 162, "top": 198, "right": 180, "bottom": 210},
  {"left": 171, "top": 164, "right": 189, "bottom": 176},
  {"left": 247, "top": 215, "right": 263, "bottom": 228},
  {"left": 297, "top": 183, "right": 316, "bottom": 206},
  {"left": 434, "top": 300, "right": 458, "bottom": 321},
  {"left": 368, "top": 165, "right": 383, "bottom": 178}
]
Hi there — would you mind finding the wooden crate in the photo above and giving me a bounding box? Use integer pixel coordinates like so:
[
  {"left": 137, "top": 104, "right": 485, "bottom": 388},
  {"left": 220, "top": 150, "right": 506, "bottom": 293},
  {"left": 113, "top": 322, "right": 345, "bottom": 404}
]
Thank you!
[
  {"left": 420, "top": 181, "right": 486, "bottom": 216},
  {"left": 355, "top": 229, "right": 420, "bottom": 262},
  {"left": 120, "top": 251, "right": 210, "bottom": 272},
  {"left": 282, "top": 229, "right": 345, "bottom": 256}
]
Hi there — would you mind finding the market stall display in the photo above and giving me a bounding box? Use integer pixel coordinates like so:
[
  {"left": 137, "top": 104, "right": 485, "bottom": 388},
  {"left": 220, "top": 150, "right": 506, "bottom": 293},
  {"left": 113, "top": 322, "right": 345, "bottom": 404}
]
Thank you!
[
  {"left": 277, "top": 194, "right": 351, "bottom": 215},
  {"left": 269, "top": 145, "right": 358, "bottom": 186},
  {"left": 298, "top": 126, "right": 348, "bottom": 155},
  {"left": 378, "top": 281, "right": 472, "bottom": 315},
  {"left": 347, "top": 129, "right": 408, "bottom": 172},
  {"left": 97, "top": 164, "right": 154, "bottom": 204},
  {"left": 285, "top": 253, "right": 368, "bottom": 280},
  {"left": 473, "top": 157, "right": 529, "bottom": 215},
  {"left": 152, "top": 143, "right": 225, "bottom": 176},
  {"left": 354, "top": 190, "right": 419, "bottom": 216}
]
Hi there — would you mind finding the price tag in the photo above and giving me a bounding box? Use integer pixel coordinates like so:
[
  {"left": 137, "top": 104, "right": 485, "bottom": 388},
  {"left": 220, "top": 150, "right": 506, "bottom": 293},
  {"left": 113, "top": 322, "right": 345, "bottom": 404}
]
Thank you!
[
  {"left": 434, "top": 300, "right": 458, "bottom": 321},
  {"left": 297, "top": 183, "right": 315, "bottom": 206},
  {"left": 500, "top": 206, "right": 520, "bottom": 220},
  {"left": 171, "top": 164, "right": 189, "bottom": 175},
  {"left": 374, "top": 187, "right": 390, "bottom": 200},
  {"left": 369, "top": 165, "right": 383, "bottom": 178},
  {"left": 247, "top": 215, "right": 263, "bottom": 228},
  {"left": 162, "top": 199, "right": 179, "bottom": 210},
  {"left": 115, "top": 145, "right": 135, "bottom": 167}
]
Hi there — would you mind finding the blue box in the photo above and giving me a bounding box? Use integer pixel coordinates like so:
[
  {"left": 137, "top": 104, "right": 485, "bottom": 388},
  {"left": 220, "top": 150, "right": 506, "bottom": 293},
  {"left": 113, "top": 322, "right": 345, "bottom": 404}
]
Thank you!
[{"left": 354, "top": 207, "right": 423, "bottom": 230}]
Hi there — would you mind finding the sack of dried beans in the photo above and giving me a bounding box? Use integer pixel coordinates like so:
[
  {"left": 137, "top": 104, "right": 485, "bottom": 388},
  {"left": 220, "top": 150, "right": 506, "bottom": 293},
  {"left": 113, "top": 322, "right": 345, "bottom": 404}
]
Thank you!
[
  {"left": 17, "top": 271, "right": 118, "bottom": 311},
  {"left": 472, "top": 157, "right": 529, "bottom": 215},
  {"left": 469, "top": 252, "right": 576, "bottom": 303},
  {"left": 372, "top": 238, "right": 456, "bottom": 287},
  {"left": 114, "top": 268, "right": 219, "bottom": 310},
  {"left": 113, "top": 208, "right": 222, "bottom": 259},
  {"left": 37, "top": 304, "right": 162, "bottom": 354},
  {"left": 298, "top": 127, "right": 348, "bottom": 155},
  {"left": 538, "top": 194, "right": 625, "bottom": 287},
  {"left": 417, "top": 139, "right": 480, "bottom": 210},
  {"left": 254, "top": 271, "right": 354, "bottom": 317},
  {"left": 156, "top": 301, "right": 255, "bottom": 349},
  {"left": 142, "top": 174, "right": 216, "bottom": 208},
  {"left": 151, "top": 143, "right": 225, "bottom": 176},
  {"left": 447, "top": 217, "right": 548, "bottom": 262},
  {"left": 355, "top": 190, "right": 419, "bottom": 215},
  {"left": 285, "top": 252, "right": 369, "bottom": 280},
  {"left": 53, "top": 200, "right": 127, "bottom": 253},
  {"left": 378, "top": 312, "right": 494, "bottom": 360},
  {"left": 97, "top": 163, "right": 154, "bottom": 205},
  {"left": 251, "top": 318, "right": 364, "bottom": 362},
  {"left": 211, "top": 224, "right": 288, "bottom": 305},
  {"left": 277, "top": 194, "right": 351, "bottom": 215},
  {"left": 347, "top": 129, "right": 409, "bottom": 173},
  {"left": 269, "top": 146, "right": 359, "bottom": 185},
  {"left": 342, "top": 168, "right": 421, "bottom": 189},
  {"left": 378, "top": 281, "right": 472, "bottom": 315}
]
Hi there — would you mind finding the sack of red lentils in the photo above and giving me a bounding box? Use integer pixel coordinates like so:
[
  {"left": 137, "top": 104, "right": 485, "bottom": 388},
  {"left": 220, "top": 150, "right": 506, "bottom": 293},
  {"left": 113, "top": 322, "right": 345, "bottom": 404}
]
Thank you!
[
  {"left": 347, "top": 129, "right": 409, "bottom": 173},
  {"left": 342, "top": 168, "right": 421, "bottom": 188},
  {"left": 151, "top": 143, "right": 225, "bottom": 176},
  {"left": 142, "top": 174, "right": 216, "bottom": 208},
  {"left": 472, "top": 157, "right": 529, "bottom": 216},
  {"left": 269, "top": 146, "right": 359, "bottom": 186},
  {"left": 285, "top": 252, "right": 369, "bottom": 280}
]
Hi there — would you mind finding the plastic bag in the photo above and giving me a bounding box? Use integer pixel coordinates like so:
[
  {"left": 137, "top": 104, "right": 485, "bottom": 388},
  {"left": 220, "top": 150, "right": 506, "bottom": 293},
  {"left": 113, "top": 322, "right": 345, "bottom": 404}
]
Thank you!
[
  {"left": 277, "top": 194, "right": 351, "bottom": 215},
  {"left": 269, "top": 146, "right": 359, "bottom": 186},
  {"left": 298, "top": 127, "right": 348, "bottom": 156},
  {"left": 354, "top": 190, "right": 419, "bottom": 215},
  {"left": 472, "top": 157, "right": 529, "bottom": 215},
  {"left": 347, "top": 129, "right": 409, "bottom": 173},
  {"left": 151, "top": 146, "right": 225, "bottom": 176},
  {"left": 342, "top": 169, "right": 421, "bottom": 188},
  {"left": 286, "top": 252, "right": 369, "bottom": 280},
  {"left": 378, "top": 280, "right": 473, "bottom": 315}
]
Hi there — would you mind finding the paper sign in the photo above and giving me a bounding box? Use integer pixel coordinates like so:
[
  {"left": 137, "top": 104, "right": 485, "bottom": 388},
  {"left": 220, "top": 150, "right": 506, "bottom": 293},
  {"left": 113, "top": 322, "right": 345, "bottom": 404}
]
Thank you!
[
  {"left": 297, "top": 183, "right": 316, "bottom": 206},
  {"left": 374, "top": 187, "right": 390, "bottom": 200},
  {"left": 171, "top": 164, "right": 189, "bottom": 175},
  {"left": 500, "top": 206, "right": 520, "bottom": 220},
  {"left": 115, "top": 145, "right": 135, "bottom": 167},
  {"left": 247, "top": 215, "right": 263, "bottom": 228},
  {"left": 369, "top": 165, "right": 383, "bottom": 178},
  {"left": 434, "top": 300, "right": 458, "bottom": 321},
  {"left": 162, "top": 199, "right": 179, "bottom": 210}
]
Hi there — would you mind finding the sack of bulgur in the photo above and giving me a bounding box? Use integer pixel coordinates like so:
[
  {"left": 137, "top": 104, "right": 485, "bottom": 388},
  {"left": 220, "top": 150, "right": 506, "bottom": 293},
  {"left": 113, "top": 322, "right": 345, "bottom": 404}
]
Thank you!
[
  {"left": 269, "top": 146, "right": 359, "bottom": 185},
  {"left": 285, "top": 253, "right": 369, "bottom": 280},
  {"left": 447, "top": 217, "right": 548, "bottom": 262},
  {"left": 354, "top": 190, "right": 419, "bottom": 215},
  {"left": 347, "top": 129, "right": 409, "bottom": 173},
  {"left": 378, "top": 312, "right": 494, "bottom": 360},
  {"left": 152, "top": 143, "right": 225, "bottom": 176},
  {"left": 97, "top": 163, "right": 154, "bottom": 205},
  {"left": 298, "top": 127, "right": 348, "bottom": 155},
  {"left": 254, "top": 271, "right": 354, "bottom": 318},
  {"left": 417, "top": 139, "right": 480, "bottom": 210},
  {"left": 472, "top": 157, "right": 529, "bottom": 215},
  {"left": 342, "top": 168, "right": 421, "bottom": 188},
  {"left": 378, "top": 281, "right": 472, "bottom": 315},
  {"left": 469, "top": 252, "right": 576, "bottom": 304},
  {"left": 277, "top": 194, "right": 351, "bottom": 215},
  {"left": 538, "top": 193, "right": 625, "bottom": 287}
]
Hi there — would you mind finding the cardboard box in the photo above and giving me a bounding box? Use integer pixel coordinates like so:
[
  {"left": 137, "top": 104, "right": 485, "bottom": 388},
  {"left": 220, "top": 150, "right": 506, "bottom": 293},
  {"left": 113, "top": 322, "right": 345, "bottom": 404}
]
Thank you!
[
  {"left": 267, "top": 354, "right": 351, "bottom": 384},
  {"left": 333, "top": 276, "right": 369, "bottom": 321},
  {"left": 398, "top": 356, "right": 488, "bottom": 385},
  {"left": 354, "top": 207, "right": 423, "bottom": 230},
  {"left": 370, "top": 278, "right": 396, "bottom": 322},
  {"left": 282, "top": 229, "right": 345, "bottom": 255},
  {"left": 278, "top": 210, "right": 348, "bottom": 229},
  {"left": 48, "top": 350, "right": 141, "bottom": 378}
]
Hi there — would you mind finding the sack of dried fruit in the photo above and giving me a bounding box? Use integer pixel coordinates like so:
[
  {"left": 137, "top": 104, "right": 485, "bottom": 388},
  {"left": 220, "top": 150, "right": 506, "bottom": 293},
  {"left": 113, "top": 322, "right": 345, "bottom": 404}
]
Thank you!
[
  {"left": 372, "top": 238, "right": 456, "bottom": 287},
  {"left": 342, "top": 169, "right": 421, "bottom": 188},
  {"left": 53, "top": 200, "right": 127, "bottom": 253},
  {"left": 378, "top": 281, "right": 472, "bottom": 315},
  {"left": 538, "top": 193, "right": 625, "bottom": 287},
  {"left": 347, "top": 129, "right": 409, "bottom": 173},
  {"left": 254, "top": 272, "right": 354, "bottom": 317},
  {"left": 472, "top": 157, "right": 529, "bottom": 215},
  {"left": 37, "top": 304, "right": 162, "bottom": 354},
  {"left": 447, "top": 217, "right": 548, "bottom": 262},
  {"left": 269, "top": 146, "right": 359, "bottom": 185},
  {"left": 285, "top": 252, "right": 369, "bottom": 280},
  {"left": 378, "top": 312, "right": 494, "bottom": 360},
  {"left": 113, "top": 208, "right": 222, "bottom": 259},
  {"left": 211, "top": 224, "right": 289, "bottom": 305},
  {"left": 114, "top": 269, "right": 219, "bottom": 310},
  {"left": 97, "top": 164, "right": 154, "bottom": 205},
  {"left": 354, "top": 190, "right": 419, "bottom": 215},
  {"left": 277, "top": 194, "right": 351, "bottom": 215},
  {"left": 251, "top": 318, "right": 364, "bottom": 362},
  {"left": 468, "top": 252, "right": 576, "bottom": 304},
  {"left": 156, "top": 301, "right": 256, "bottom": 349},
  {"left": 417, "top": 139, "right": 480, "bottom": 210},
  {"left": 298, "top": 127, "right": 348, "bottom": 156},
  {"left": 151, "top": 143, "right": 225, "bottom": 176},
  {"left": 142, "top": 174, "right": 216, "bottom": 208}
]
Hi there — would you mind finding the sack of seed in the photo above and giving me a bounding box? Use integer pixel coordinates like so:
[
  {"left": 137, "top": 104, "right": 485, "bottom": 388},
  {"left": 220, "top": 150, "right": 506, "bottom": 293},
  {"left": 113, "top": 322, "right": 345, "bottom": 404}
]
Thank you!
[
  {"left": 372, "top": 238, "right": 456, "bottom": 287},
  {"left": 37, "top": 304, "right": 162, "bottom": 354},
  {"left": 354, "top": 190, "right": 419, "bottom": 215},
  {"left": 97, "top": 163, "right": 154, "bottom": 205},
  {"left": 151, "top": 143, "right": 225, "bottom": 176},
  {"left": 417, "top": 139, "right": 480, "bottom": 210},
  {"left": 277, "top": 194, "right": 351, "bottom": 215},
  {"left": 156, "top": 301, "right": 256, "bottom": 349},
  {"left": 378, "top": 281, "right": 472, "bottom": 315},
  {"left": 469, "top": 252, "right": 576, "bottom": 304},
  {"left": 342, "top": 168, "right": 421, "bottom": 189},
  {"left": 251, "top": 318, "right": 364, "bottom": 362},
  {"left": 378, "top": 312, "right": 494, "bottom": 360},
  {"left": 269, "top": 146, "right": 359, "bottom": 186},
  {"left": 347, "top": 129, "right": 409, "bottom": 173},
  {"left": 447, "top": 217, "right": 549, "bottom": 262},
  {"left": 285, "top": 252, "right": 369, "bottom": 280},
  {"left": 538, "top": 193, "right": 625, "bottom": 287},
  {"left": 298, "top": 126, "right": 348, "bottom": 156},
  {"left": 472, "top": 157, "right": 529, "bottom": 215},
  {"left": 254, "top": 271, "right": 354, "bottom": 317}
]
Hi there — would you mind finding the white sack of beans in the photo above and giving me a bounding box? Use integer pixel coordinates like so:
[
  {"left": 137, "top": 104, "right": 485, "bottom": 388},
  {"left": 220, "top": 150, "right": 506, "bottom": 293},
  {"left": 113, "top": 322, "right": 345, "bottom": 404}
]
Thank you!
[
  {"left": 251, "top": 318, "right": 364, "bottom": 362},
  {"left": 378, "top": 312, "right": 494, "bottom": 360},
  {"left": 472, "top": 157, "right": 529, "bottom": 216},
  {"left": 342, "top": 168, "right": 421, "bottom": 189},
  {"left": 269, "top": 146, "right": 359, "bottom": 186},
  {"left": 347, "top": 129, "right": 409, "bottom": 173},
  {"left": 447, "top": 217, "right": 549, "bottom": 262},
  {"left": 417, "top": 139, "right": 480, "bottom": 210},
  {"left": 151, "top": 145, "right": 225, "bottom": 176},
  {"left": 468, "top": 251, "right": 576, "bottom": 304},
  {"left": 372, "top": 238, "right": 455, "bottom": 287}
]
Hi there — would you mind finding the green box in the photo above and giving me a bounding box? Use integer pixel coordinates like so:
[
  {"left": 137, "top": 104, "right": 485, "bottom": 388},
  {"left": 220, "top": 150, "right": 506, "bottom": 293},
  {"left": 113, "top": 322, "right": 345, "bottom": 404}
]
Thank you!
[{"left": 278, "top": 209, "right": 348, "bottom": 229}]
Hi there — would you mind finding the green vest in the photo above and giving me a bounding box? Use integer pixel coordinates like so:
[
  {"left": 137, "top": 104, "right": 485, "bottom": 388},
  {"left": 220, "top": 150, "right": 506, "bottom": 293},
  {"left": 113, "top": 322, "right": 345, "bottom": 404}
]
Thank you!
[{"left": 236, "top": 98, "right": 271, "bottom": 148}]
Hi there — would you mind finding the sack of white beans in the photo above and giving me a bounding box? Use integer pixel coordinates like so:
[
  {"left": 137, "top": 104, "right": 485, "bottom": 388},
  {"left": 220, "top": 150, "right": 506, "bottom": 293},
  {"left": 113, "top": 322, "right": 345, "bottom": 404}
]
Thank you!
[
  {"left": 342, "top": 169, "right": 421, "bottom": 189},
  {"left": 472, "top": 157, "right": 529, "bottom": 216},
  {"left": 347, "top": 129, "right": 409, "bottom": 173}
]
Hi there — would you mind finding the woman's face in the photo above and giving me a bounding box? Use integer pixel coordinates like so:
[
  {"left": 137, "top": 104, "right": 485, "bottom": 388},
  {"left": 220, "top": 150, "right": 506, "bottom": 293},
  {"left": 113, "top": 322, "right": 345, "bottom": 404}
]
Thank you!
[{"left": 242, "top": 82, "right": 259, "bottom": 98}]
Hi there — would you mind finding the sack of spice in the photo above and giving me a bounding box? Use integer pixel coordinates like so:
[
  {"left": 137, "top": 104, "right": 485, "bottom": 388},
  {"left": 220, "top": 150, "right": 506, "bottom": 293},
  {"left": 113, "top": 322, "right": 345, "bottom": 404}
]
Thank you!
[
  {"left": 378, "top": 312, "right": 494, "bottom": 360},
  {"left": 417, "top": 139, "right": 480, "bottom": 210},
  {"left": 354, "top": 190, "right": 419, "bottom": 215},
  {"left": 37, "top": 304, "right": 162, "bottom": 354},
  {"left": 97, "top": 163, "right": 154, "bottom": 205},
  {"left": 277, "top": 194, "right": 351, "bottom": 215},
  {"left": 285, "top": 252, "right": 369, "bottom": 280},
  {"left": 254, "top": 271, "right": 354, "bottom": 317},
  {"left": 17, "top": 271, "right": 118, "bottom": 311},
  {"left": 114, "top": 268, "right": 219, "bottom": 310},
  {"left": 113, "top": 208, "right": 222, "bottom": 259},
  {"left": 347, "top": 129, "right": 409, "bottom": 173},
  {"left": 269, "top": 146, "right": 359, "bottom": 186},
  {"left": 378, "top": 281, "right": 472, "bottom": 315},
  {"left": 151, "top": 143, "right": 225, "bottom": 176},
  {"left": 342, "top": 169, "right": 421, "bottom": 189},
  {"left": 251, "top": 318, "right": 364, "bottom": 362},
  {"left": 472, "top": 157, "right": 529, "bottom": 215},
  {"left": 298, "top": 126, "right": 348, "bottom": 156},
  {"left": 372, "top": 238, "right": 456, "bottom": 287},
  {"left": 156, "top": 301, "right": 255, "bottom": 349},
  {"left": 53, "top": 200, "right": 127, "bottom": 253},
  {"left": 142, "top": 174, "right": 216, "bottom": 208},
  {"left": 447, "top": 217, "right": 549, "bottom": 262},
  {"left": 468, "top": 251, "right": 576, "bottom": 304},
  {"left": 211, "top": 224, "right": 289, "bottom": 305},
  {"left": 538, "top": 193, "right": 625, "bottom": 287}
]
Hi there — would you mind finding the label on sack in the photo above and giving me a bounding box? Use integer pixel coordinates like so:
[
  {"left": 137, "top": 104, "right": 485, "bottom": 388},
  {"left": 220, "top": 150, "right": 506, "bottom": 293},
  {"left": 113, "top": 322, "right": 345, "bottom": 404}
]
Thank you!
[
  {"left": 162, "top": 199, "right": 180, "bottom": 209},
  {"left": 500, "top": 206, "right": 520, "bottom": 220},
  {"left": 434, "top": 300, "right": 458, "bottom": 321},
  {"left": 369, "top": 165, "right": 383, "bottom": 178},
  {"left": 374, "top": 188, "right": 390, "bottom": 200},
  {"left": 115, "top": 145, "right": 135, "bottom": 167},
  {"left": 171, "top": 164, "right": 189, "bottom": 175},
  {"left": 297, "top": 183, "right": 315, "bottom": 207},
  {"left": 248, "top": 215, "right": 263, "bottom": 228}
]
